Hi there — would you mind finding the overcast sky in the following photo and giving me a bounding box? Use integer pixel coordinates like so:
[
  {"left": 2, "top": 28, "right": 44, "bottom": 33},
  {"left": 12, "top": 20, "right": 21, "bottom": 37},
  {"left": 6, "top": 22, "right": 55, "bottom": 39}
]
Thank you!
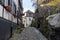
[{"left": 22, "top": 0, "right": 35, "bottom": 13}]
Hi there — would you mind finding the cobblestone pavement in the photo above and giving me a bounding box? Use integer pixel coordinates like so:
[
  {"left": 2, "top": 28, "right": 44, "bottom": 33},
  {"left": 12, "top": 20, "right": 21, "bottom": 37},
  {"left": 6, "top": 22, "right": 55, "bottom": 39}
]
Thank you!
[
  {"left": 9, "top": 32, "right": 20, "bottom": 40},
  {"left": 9, "top": 27, "right": 48, "bottom": 40}
]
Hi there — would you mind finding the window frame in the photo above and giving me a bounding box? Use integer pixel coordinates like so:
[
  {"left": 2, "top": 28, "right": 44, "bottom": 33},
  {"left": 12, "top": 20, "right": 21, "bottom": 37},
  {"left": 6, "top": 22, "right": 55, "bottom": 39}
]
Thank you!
[
  {"left": 13, "top": 2, "right": 17, "bottom": 15},
  {"left": 0, "top": 0, "right": 5, "bottom": 5},
  {"left": 29, "top": 18, "right": 31, "bottom": 21},
  {"left": 8, "top": 0, "right": 12, "bottom": 6}
]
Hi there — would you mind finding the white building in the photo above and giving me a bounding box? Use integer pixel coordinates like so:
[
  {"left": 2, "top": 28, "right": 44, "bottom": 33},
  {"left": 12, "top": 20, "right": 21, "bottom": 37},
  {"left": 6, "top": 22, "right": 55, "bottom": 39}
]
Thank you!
[
  {"left": 22, "top": 10, "right": 34, "bottom": 27},
  {"left": 0, "top": 0, "right": 23, "bottom": 40},
  {"left": 0, "top": 0, "right": 19, "bottom": 23}
]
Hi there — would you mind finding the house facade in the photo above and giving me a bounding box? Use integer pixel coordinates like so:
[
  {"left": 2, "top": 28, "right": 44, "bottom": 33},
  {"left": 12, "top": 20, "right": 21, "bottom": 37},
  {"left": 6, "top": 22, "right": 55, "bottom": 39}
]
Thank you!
[
  {"left": 22, "top": 10, "right": 34, "bottom": 27},
  {"left": 0, "top": 0, "right": 23, "bottom": 40},
  {"left": 18, "top": 0, "right": 23, "bottom": 23}
]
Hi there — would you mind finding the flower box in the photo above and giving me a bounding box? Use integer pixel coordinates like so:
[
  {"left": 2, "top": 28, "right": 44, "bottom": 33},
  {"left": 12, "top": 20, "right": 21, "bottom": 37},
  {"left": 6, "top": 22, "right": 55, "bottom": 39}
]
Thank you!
[{"left": 5, "top": 6, "right": 11, "bottom": 12}]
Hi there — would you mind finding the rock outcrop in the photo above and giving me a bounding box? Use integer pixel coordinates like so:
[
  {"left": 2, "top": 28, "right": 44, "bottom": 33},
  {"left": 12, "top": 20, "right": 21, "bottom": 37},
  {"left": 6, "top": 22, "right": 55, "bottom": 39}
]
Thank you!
[{"left": 46, "top": 13, "right": 60, "bottom": 27}]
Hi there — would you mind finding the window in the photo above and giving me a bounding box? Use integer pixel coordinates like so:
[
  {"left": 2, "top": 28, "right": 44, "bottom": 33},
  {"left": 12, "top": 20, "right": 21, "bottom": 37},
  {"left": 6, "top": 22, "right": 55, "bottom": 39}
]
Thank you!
[
  {"left": 24, "top": 20, "right": 25, "bottom": 23},
  {"left": 14, "top": 4, "right": 16, "bottom": 14},
  {"left": 0, "top": 0, "right": 2, "bottom": 4},
  {"left": 8, "top": 0, "right": 12, "bottom": 6},
  {"left": 13, "top": 2, "right": 16, "bottom": 15},
  {"left": 29, "top": 18, "right": 31, "bottom": 21},
  {"left": 0, "top": 0, "right": 5, "bottom": 5},
  {"left": 8, "top": 0, "right": 10, "bottom": 5}
]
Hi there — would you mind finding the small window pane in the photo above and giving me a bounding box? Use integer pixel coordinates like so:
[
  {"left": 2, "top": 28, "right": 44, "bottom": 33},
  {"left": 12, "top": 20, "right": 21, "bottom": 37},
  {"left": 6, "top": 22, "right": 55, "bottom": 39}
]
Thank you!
[
  {"left": 8, "top": 0, "right": 10, "bottom": 5},
  {"left": 8, "top": 0, "right": 12, "bottom": 6},
  {"left": 13, "top": 3, "right": 16, "bottom": 15},
  {"left": 0, "top": 0, "right": 5, "bottom": 5},
  {"left": 0, "top": 0, "right": 2, "bottom": 4}
]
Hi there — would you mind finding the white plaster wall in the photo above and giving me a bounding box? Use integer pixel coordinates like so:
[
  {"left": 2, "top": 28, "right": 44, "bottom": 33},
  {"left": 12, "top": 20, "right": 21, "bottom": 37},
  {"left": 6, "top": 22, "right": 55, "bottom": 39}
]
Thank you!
[
  {"left": 18, "top": 18, "right": 21, "bottom": 23},
  {"left": 5, "top": 0, "right": 8, "bottom": 6},
  {"left": 4, "top": 9, "right": 17, "bottom": 23},
  {"left": 22, "top": 17, "right": 26, "bottom": 24},
  {"left": 26, "top": 17, "right": 33, "bottom": 27},
  {"left": 0, "top": 5, "right": 3, "bottom": 17},
  {"left": 22, "top": 12, "right": 34, "bottom": 27},
  {"left": 22, "top": 16, "right": 27, "bottom": 27},
  {"left": 25, "top": 18, "right": 27, "bottom": 27},
  {"left": 0, "top": 5, "right": 17, "bottom": 23},
  {"left": 0, "top": 0, "right": 20, "bottom": 23},
  {"left": 13, "top": 16, "right": 17, "bottom": 23},
  {"left": 13, "top": 0, "right": 18, "bottom": 10},
  {"left": 22, "top": 16, "right": 33, "bottom": 27},
  {"left": 4, "top": 9, "right": 9, "bottom": 20},
  {"left": 8, "top": 13, "right": 12, "bottom": 21}
]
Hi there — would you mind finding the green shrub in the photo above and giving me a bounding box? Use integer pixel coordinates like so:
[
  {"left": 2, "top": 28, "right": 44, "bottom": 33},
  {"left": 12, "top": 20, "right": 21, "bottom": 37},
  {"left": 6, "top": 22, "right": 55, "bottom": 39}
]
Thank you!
[
  {"left": 16, "top": 23, "right": 24, "bottom": 33},
  {"left": 31, "top": 16, "right": 51, "bottom": 38}
]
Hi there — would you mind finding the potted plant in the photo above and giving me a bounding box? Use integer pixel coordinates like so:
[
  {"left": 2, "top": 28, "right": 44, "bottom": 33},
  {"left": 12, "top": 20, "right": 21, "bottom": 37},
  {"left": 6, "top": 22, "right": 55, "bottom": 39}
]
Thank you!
[{"left": 5, "top": 6, "right": 11, "bottom": 12}]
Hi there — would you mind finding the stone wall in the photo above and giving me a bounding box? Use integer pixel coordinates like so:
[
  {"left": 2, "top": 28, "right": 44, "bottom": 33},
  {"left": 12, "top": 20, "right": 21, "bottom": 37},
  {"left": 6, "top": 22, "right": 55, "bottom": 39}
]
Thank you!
[{"left": 0, "top": 17, "right": 17, "bottom": 40}]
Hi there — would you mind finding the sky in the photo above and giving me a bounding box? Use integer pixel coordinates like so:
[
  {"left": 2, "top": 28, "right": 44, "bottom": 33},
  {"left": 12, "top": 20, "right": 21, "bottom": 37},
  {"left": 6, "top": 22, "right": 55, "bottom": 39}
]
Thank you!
[{"left": 23, "top": 0, "right": 35, "bottom": 13}]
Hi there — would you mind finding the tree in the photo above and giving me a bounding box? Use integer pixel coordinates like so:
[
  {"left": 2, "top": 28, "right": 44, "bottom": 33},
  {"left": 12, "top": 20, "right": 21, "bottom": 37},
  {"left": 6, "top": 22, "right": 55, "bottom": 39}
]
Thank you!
[
  {"left": 31, "top": 0, "right": 60, "bottom": 39},
  {"left": 31, "top": 13, "right": 51, "bottom": 38}
]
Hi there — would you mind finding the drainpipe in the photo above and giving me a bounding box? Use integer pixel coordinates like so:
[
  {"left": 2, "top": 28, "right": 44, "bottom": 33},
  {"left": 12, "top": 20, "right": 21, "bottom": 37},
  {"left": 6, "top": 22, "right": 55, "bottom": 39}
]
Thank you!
[
  {"left": 10, "top": 0, "right": 13, "bottom": 37},
  {"left": 17, "top": 11, "right": 18, "bottom": 25}
]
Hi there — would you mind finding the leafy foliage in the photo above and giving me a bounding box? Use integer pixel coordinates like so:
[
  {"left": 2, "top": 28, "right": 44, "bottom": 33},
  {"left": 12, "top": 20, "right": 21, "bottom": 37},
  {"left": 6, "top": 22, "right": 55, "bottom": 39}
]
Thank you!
[
  {"left": 16, "top": 23, "right": 24, "bottom": 33},
  {"left": 31, "top": 15, "right": 51, "bottom": 38}
]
